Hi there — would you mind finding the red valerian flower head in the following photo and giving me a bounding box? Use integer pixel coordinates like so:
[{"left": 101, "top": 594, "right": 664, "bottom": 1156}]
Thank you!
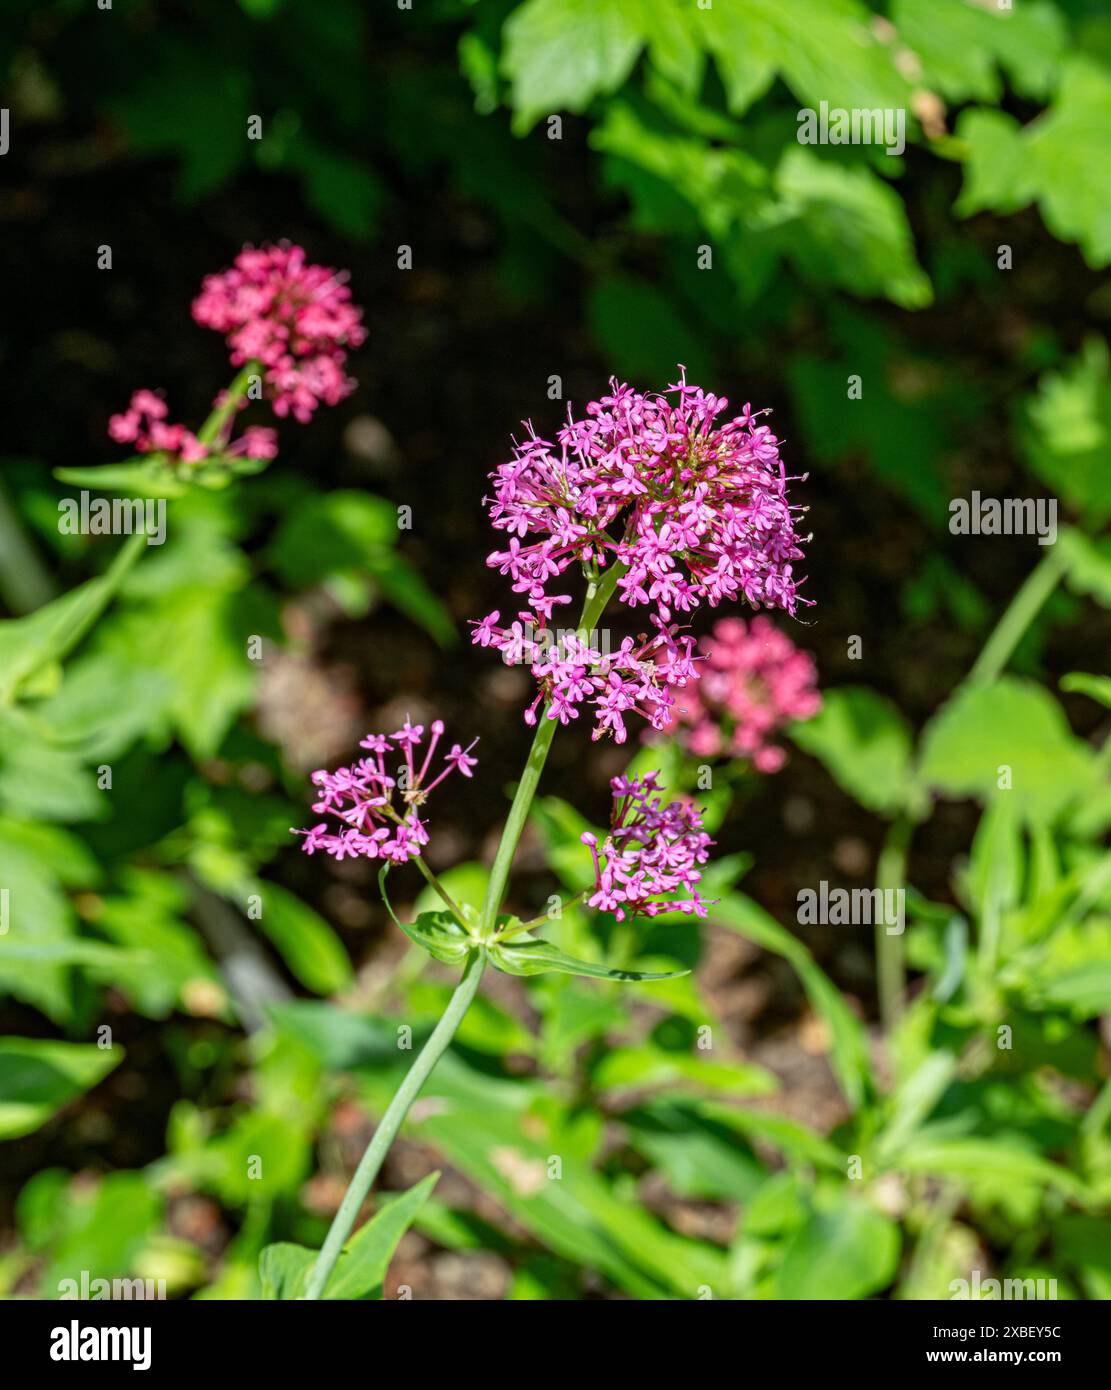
[
  {"left": 580, "top": 772, "right": 715, "bottom": 921},
  {"left": 292, "top": 720, "right": 478, "bottom": 866},
  {"left": 472, "top": 369, "right": 810, "bottom": 742},
  {"left": 657, "top": 615, "right": 821, "bottom": 772},
  {"left": 192, "top": 242, "right": 366, "bottom": 424}
]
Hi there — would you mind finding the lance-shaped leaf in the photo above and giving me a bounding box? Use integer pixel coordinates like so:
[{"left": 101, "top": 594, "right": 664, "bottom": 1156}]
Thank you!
[
  {"left": 379, "top": 866, "right": 475, "bottom": 965},
  {"left": 488, "top": 934, "right": 688, "bottom": 982}
]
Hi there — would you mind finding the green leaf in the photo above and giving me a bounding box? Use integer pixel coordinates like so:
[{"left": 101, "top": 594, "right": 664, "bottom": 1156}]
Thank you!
[
  {"left": 790, "top": 686, "right": 917, "bottom": 817},
  {"left": 894, "top": 0, "right": 1066, "bottom": 103},
  {"left": 323, "top": 1172, "right": 440, "bottom": 1299},
  {"left": 259, "top": 1243, "right": 315, "bottom": 1300},
  {"left": 1057, "top": 528, "right": 1111, "bottom": 608},
  {"left": 777, "top": 1198, "right": 900, "bottom": 1300},
  {"left": 502, "top": 0, "right": 645, "bottom": 132},
  {"left": 1061, "top": 672, "right": 1111, "bottom": 710},
  {"left": 379, "top": 866, "right": 476, "bottom": 965},
  {"left": 54, "top": 461, "right": 187, "bottom": 499},
  {"left": 774, "top": 148, "right": 932, "bottom": 310},
  {"left": 248, "top": 880, "right": 354, "bottom": 996},
  {"left": 488, "top": 934, "right": 689, "bottom": 982},
  {"left": 1020, "top": 339, "right": 1111, "bottom": 525},
  {"left": 958, "top": 60, "right": 1111, "bottom": 269},
  {"left": 712, "top": 893, "right": 873, "bottom": 1109},
  {"left": 918, "top": 677, "right": 1098, "bottom": 824},
  {"left": 0, "top": 1037, "right": 122, "bottom": 1140},
  {"left": 895, "top": 1137, "right": 1090, "bottom": 1201}
]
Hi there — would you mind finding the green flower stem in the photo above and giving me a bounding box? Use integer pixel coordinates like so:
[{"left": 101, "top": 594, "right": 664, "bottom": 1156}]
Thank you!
[
  {"left": 302, "top": 949, "right": 485, "bottom": 1300},
  {"left": 197, "top": 361, "right": 260, "bottom": 447},
  {"left": 303, "top": 559, "right": 628, "bottom": 1299},
  {"left": 477, "top": 558, "right": 626, "bottom": 936},
  {"left": 411, "top": 853, "right": 468, "bottom": 927},
  {"left": 875, "top": 813, "right": 913, "bottom": 1032},
  {"left": 47, "top": 364, "right": 261, "bottom": 671},
  {"left": 966, "top": 545, "right": 1067, "bottom": 687}
]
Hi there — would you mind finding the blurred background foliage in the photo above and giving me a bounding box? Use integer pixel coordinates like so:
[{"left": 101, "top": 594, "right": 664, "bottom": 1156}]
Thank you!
[{"left": 0, "top": 0, "right": 1109, "bottom": 1300}]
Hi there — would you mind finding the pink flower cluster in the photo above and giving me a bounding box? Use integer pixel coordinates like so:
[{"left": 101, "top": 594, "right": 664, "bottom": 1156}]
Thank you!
[
  {"left": 108, "top": 389, "right": 278, "bottom": 466},
  {"left": 472, "top": 370, "right": 808, "bottom": 741},
  {"left": 581, "top": 773, "right": 714, "bottom": 921},
  {"left": 660, "top": 616, "right": 821, "bottom": 773},
  {"left": 292, "top": 719, "right": 478, "bottom": 865},
  {"left": 192, "top": 243, "right": 366, "bottom": 423}
]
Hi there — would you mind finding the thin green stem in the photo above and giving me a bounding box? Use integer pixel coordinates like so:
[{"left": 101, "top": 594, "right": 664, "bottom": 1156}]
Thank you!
[
  {"left": 196, "top": 362, "right": 259, "bottom": 447},
  {"left": 412, "top": 854, "right": 468, "bottom": 927},
  {"left": 875, "top": 814, "right": 913, "bottom": 1032},
  {"left": 966, "top": 546, "right": 1066, "bottom": 687},
  {"left": 302, "top": 950, "right": 486, "bottom": 1300},
  {"left": 477, "top": 559, "right": 626, "bottom": 935}
]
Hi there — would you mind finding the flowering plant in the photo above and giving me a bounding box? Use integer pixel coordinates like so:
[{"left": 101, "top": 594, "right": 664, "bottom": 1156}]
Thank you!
[{"left": 287, "top": 372, "right": 810, "bottom": 1299}]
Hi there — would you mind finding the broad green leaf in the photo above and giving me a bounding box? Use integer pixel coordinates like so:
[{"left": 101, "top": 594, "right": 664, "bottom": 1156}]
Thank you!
[
  {"left": 249, "top": 879, "right": 353, "bottom": 995},
  {"left": 591, "top": 1045, "right": 777, "bottom": 1097},
  {"left": 259, "top": 1242, "right": 315, "bottom": 1300},
  {"left": 323, "top": 1172, "right": 440, "bottom": 1299},
  {"left": 55, "top": 461, "right": 187, "bottom": 499},
  {"left": 894, "top": 0, "right": 1066, "bottom": 103},
  {"left": 777, "top": 1198, "right": 900, "bottom": 1300},
  {"left": 958, "top": 61, "right": 1111, "bottom": 270},
  {"left": 790, "top": 686, "right": 916, "bottom": 817},
  {"left": 0, "top": 1038, "right": 122, "bottom": 1139},
  {"left": 489, "top": 934, "right": 689, "bottom": 982},
  {"left": 1020, "top": 339, "right": 1111, "bottom": 525},
  {"left": 380, "top": 866, "right": 476, "bottom": 964},
  {"left": 502, "top": 0, "right": 645, "bottom": 132},
  {"left": 1057, "top": 528, "right": 1111, "bottom": 608},
  {"left": 918, "top": 677, "right": 1098, "bottom": 824},
  {"left": 774, "top": 148, "right": 932, "bottom": 310}
]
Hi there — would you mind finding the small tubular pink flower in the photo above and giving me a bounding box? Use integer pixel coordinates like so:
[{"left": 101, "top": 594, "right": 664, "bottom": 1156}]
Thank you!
[
  {"left": 106, "top": 390, "right": 210, "bottom": 465},
  {"left": 472, "top": 368, "right": 809, "bottom": 741},
  {"left": 105, "top": 389, "right": 277, "bottom": 467},
  {"left": 291, "top": 720, "right": 478, "bottom": 866},
  {"left": 192, "top": 242, "right": 366, "bottom": 423},
  {"left": 581, "top": 772, "right": 714, "bottom": 921},
  {"left": 659, "top": 615, "right": 821, "bottom": 772}
]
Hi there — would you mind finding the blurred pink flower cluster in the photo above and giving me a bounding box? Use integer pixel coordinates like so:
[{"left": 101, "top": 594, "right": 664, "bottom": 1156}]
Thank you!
[
  {"left": 192, "top": 242, "right": 366, "bottom": 423},
  {"left": 581, "top": 773, "right": 714, "bottom": 921},
  {"left": 293, "top": 719, "right": 478, "bottom": 866},
  {"left": 108, "top": 389, "right": 277, "bottom": 466},
  {"left": 473, "top": 370, "right": 809, "bottom": 742},
  {"left": 660, "top": 615, "right": 821, "bottom": 773}
]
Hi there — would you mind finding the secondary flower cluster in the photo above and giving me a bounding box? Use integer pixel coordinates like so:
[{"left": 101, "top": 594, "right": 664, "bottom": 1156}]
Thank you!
[
  {"left": 108, "top": 389, "right": 278, "bottom": 466},
  {"left": 292, "top": 720, "right": 478, "bottom": 865},
  {"left": 192, "top": 242, "right": 366, "bottom": 423},
  {"left": 473, "top": 370, "right": 808, "bottom": 741},
  {"left": 472, "top": 617, "right": 699, "bottom": 744},
  {"left": 581, "top": 773, "right": 713, "bottom": 920},
  {"left": 659, "top": 616, "right": 821, "bottom": 773}
]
